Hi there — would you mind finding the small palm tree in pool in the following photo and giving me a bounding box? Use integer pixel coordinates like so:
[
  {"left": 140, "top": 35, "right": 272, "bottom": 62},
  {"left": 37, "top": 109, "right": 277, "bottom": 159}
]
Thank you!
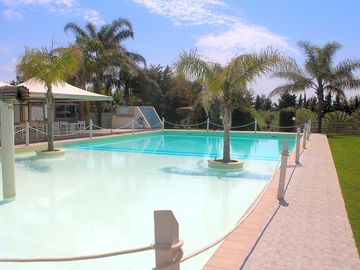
[
  {"left": 17, "top": 46, "right": 81, "bottom": 151},
  {"left": 175, "top": 49, "right": 284, "bottom": 164}
]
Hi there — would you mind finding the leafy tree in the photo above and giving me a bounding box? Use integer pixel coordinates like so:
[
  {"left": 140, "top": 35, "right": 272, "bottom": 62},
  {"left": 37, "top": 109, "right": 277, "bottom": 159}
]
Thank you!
[
  {"left": 323, "top": 92, "right": 333, "bottom": 113},
  {"left": 309, "top": 96, "right": 317, "bottom": 112},
  {"left": 271, "top": 40, "right": 360, "bottom": 132},
  {"left": 64, "top": 18, "right": 143, "bottom": 126},
  {"left": 254, "top": 94, "right": 272, "bottom": 110},
  {"left": 278, "top": 92, "right": 297, "bottom": 109},
  {"left": 297, "top": 94, "right": 303, "bottom": 108},
  {"left": 333, "top": 93, "right": 343, "bottom": 111},
  {"left": 175, "top": 49, "right": 283, "bottom": 163},
  {"left": 349, "top": 95, "right": 360, "bottom": 113},
  {"left": 17, "top": 46, "right": 81, "bottom": 151}
]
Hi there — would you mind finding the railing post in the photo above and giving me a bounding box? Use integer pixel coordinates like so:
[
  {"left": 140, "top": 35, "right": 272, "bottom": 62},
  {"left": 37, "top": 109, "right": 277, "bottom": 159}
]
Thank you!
[
  {"left": 277, "top": 139, "right": 289, "bottom": 201},
  {"left": 308, "top": 119, "right": 311, "bottom": 137},
  {"left": 89, "top": 119, "right": 93, "bottom": 139},
  {"left": 295, "top": 127, "right": 301, "bottom": 165},
  {"left": 206, "top": 117, "right": 209, "bottom": 132},
  {"left": 254, "top": 118, "right": 257, "bottom": 133},
  {"left": 154, "top": 210, "right": 182, "bottom": 270},
  {"left": 131, "top": 119, "right": 134, "bottom": 134},
  {"left": 25, "top": 121, "right": 30, "bottom": 146},
  {"left": 307, "top": 120, "right": 310, "bottom": 141},
  {"left": 162, "top": 117, "right": 165, "bottom": 131},
  {"left": 303, "top": 123, "right": 307, "bottom": 149},
  {"left": 1, "top": 101, "right": 16, "bottom": 199}
]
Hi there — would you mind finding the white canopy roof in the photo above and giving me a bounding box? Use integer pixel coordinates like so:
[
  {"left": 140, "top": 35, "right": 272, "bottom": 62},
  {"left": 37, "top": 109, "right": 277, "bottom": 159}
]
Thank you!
[
  {"left": 19, "top": 78, "right": 112, "bottom": 101},
  {"left": 0, "top": 81, "right": 9, "bottom": 87}
]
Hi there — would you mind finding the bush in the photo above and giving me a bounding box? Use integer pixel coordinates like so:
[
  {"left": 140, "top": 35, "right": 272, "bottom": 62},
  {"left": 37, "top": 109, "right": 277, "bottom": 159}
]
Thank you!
[
  {"left": 256, "top": 110, "right": 279, "bottom": 131},
  {"left": 351, "top": 109, "right": 360, "bottom": 130},
  {"left": 295, "top": 108, "right": 316, "bottom": 127},
  {"left": 232, "top": 108, "right": 256, "bottom": 131},
  {"left": 324, "top": 111, "right": 352, "bottom": 131},
  {"left": 279, "top": 107, "right": 296, "bottom": 132}
]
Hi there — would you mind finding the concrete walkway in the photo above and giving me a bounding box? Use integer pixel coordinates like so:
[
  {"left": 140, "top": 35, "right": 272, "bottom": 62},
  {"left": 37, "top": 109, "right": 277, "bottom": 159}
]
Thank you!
[{"left": 205, "top": 134, "right": 360, "bottom": 269}]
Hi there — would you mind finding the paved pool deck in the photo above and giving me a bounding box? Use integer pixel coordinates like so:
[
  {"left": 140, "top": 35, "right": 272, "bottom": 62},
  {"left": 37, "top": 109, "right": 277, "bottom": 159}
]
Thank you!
[{"left": 204, "top": 134, "right": 360, "bottom": 269}]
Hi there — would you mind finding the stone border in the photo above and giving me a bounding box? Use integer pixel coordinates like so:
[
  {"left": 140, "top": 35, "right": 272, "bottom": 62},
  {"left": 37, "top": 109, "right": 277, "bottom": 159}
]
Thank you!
[
  {"left": 36, "top": 149, "right": 66, "bottom": 157},
  {"left": 207, "top": 159, "right": 245, "bottom": 170}
]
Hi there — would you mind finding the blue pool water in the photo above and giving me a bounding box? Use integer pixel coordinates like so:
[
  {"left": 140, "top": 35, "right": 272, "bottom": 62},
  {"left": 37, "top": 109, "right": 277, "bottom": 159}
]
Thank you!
[
  {"left": 65, "top": 131, "right": 295, "bottom": 161},
  {"left": 0, "top": 131, "right": 295, "bottom": 270}
]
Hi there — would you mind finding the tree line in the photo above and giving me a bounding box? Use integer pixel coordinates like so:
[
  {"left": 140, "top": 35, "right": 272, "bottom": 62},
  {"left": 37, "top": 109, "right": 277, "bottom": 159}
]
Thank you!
[{"left": 16, "top": 17, "right": 360, "bottom": 141}]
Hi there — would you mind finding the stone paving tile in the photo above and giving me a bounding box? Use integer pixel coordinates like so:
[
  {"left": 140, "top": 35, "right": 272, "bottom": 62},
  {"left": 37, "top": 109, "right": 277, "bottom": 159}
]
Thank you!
[
  {"left": 241, "top": 134, "right": 360, "bottom": 269},
  {"left": 204, "top": 134, "right": 360, "bottom": 269}
]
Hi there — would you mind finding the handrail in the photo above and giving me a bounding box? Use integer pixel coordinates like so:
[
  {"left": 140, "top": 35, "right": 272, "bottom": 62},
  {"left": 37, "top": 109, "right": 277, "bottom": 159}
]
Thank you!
[
  {"left": 256, "top": 121, "right": 304, "bottom": 129},
  {"left": 0, "top": 244, "right": 154, "bottom": 262},
  {"left": 164, "top": 120, "right": 207, "bottom": 127},
  {"left": 231, "top": 121, "right": 255, "bottom": 129}
]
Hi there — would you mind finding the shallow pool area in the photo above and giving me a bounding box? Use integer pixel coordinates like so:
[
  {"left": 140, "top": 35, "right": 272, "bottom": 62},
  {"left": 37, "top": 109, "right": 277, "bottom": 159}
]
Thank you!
[{"left": 0, "top": 131, "right": 295, "bottom": 269}]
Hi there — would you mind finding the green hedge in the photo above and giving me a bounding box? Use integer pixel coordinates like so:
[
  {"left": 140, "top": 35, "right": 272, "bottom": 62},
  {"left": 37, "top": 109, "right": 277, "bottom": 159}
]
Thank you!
[{"left": 279, "top": 107, "right": 296, "bottom": 132}]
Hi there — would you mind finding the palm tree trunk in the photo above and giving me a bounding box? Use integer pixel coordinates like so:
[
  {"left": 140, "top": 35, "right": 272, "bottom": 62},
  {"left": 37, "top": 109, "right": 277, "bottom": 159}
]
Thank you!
[
  {"left": 317, "top": 89, "right": 324, "bottom": 133},
  {"left": 222, "top": 107, "right": 232, "bottom": 163},
  {"left": 46, "top": 88, "right": 55, "bottom": 151}
]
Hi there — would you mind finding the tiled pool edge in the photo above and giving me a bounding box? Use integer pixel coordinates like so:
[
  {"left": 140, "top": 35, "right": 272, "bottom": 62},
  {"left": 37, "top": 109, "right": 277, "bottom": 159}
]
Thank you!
[{"left": 203, "top": 138, "right": 298, "bottom": 269}]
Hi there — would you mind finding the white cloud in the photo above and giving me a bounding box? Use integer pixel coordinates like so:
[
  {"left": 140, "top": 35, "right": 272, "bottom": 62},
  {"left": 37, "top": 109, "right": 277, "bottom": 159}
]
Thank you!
[
  {"left": 2, "top": 8, "right": 23, "bottom": 20},
  {"left": 196, "top": 22, "right": 298, "bottom": 64},
  {"left": 133, "top": 0, "right": 297, "bottom": 65},
  {"left": 132, "top": 0, "right": 233, "bottom": 26},
  {"left": 82, "top": 9, "right": 104, "bottom": 25},
  {"left": 0, "top": 0, "right": 103, "bottom": 24}
]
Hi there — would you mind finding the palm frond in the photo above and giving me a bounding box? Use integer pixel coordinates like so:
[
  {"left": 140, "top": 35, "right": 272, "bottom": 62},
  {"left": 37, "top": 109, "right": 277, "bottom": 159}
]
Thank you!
[
  {"left": 174, "top": 49, "right": 213, "bottom": 83},
  {"left": 86, "top": 23, "right": 97, "bottom": 39},
  {"left": 269, "top": 83, "right": 309, "bottom": 97},
  {"left": 64, "top": 22, "right": 87, "bottom": 37}
]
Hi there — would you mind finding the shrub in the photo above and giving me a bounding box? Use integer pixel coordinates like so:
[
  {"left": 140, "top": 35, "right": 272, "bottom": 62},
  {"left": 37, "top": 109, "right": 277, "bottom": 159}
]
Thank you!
[
  {"left": 279, "top": 107, "right": 296, "bottom": 132},
  {"left": 232, "top": 108, "right": 256, "bottom": 131},
  {"left": 324, "top": 111, "right": 352, "bottom": 131},
  {"left": 351, "top": 109, "right": 360, "bottom": 130},
  {"left": 256, "top": 110, "right": 279, "bottom": 131},
  {"left": 295, "top": 108, "right": 316, "bottom": 127}
]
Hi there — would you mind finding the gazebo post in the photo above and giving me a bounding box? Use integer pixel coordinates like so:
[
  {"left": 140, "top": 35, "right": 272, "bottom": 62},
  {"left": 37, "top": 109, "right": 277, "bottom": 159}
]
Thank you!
[{"left": 0, "top": 101, "right": 16, "bottom": 199}]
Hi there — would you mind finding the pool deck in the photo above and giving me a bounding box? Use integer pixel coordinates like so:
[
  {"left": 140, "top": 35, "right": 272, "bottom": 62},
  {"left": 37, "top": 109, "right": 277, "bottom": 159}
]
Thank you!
[{"left": 204, "top": 134, "right": 360, "bottom": 269}]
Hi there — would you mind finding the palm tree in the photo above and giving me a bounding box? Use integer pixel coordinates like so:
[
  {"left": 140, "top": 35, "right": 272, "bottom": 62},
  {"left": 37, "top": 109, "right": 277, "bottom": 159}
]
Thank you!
[
  {"left": 270, "top": 41, "right": 360, "bottom": 133},
  {"left": 17, "top": 46, "right": 81, "bottom": 151},
  {"left": 175, "top": 49, "right": 283, "bottom": 163},
  {"left": 64, "top": 18, "right": 145, "bottom": 126}
]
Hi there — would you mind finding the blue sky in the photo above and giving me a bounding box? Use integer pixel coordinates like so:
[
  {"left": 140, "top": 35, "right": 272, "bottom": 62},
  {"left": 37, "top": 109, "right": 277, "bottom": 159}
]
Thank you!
[{"left": 1, "top": 0, "right": 359, "bottom": 96}]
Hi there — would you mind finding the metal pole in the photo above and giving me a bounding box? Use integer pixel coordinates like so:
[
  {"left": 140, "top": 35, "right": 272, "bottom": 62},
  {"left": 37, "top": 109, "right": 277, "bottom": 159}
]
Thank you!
[
  {"left": 295, "top": 127, "right": 301, "bottom": 165},
  {"left": 254, "top": 118, "right": 257, "bottom": 133},
  {"left": 0, "top": 101, "right": 16, "bottom": 199},
  {"left": 162, "top": 117, "right": 165, "bottom": 131},
  {"left": 206, "top": 117, "right": 209, "bottom": 132},
  {"left": 308, "top": 119, "right": 312, "bottom": 137},
  {"left": 25, "top": 121, "right": 30, "bottom": 146},
  {"left": 154, "top": 210, "right": 182, "bottom": 270},
  {"left": 89, "top": 119, "right": 93, "bottom": 139},
  {"left": 131, "top": 119, "right": 134, "bottom": 134},
  {"left": 277, "top": 139, "right": 289, "bottom": 201},
  {"left": 303, "top": 123, "right": 307, "bottom": 149}
]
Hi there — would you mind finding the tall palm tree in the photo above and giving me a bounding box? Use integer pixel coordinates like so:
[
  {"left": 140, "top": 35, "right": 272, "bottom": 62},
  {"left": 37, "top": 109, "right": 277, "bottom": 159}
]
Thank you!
[
  {"left": 175, "top": 49, "right": 283, "bottom": 163},
  {"left": 65, "top": 18, "right": 144, "bottom": 125},
  {"left": 17, "top": 46, "right": 81, "bottom": 151},
  {"left": 270, "top": 41, "right": 360, "bottom": 133}
]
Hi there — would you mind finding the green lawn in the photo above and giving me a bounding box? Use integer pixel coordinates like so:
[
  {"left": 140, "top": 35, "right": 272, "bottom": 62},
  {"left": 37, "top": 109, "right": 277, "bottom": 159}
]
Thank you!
[{"left": 328, "top": 135, "right": 360, "bottom": 254}]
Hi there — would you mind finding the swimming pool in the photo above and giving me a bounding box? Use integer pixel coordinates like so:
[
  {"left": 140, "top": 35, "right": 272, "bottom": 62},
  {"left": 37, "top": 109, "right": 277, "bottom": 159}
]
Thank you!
[{"left": 0, "top": 131, "right": 295, "bottom": 270}]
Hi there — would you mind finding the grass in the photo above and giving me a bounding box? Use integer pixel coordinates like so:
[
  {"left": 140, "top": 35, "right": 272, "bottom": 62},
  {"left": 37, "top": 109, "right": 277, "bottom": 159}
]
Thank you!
[{"left": 328, "top": 135, "right": 360, "bottom": 255}]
